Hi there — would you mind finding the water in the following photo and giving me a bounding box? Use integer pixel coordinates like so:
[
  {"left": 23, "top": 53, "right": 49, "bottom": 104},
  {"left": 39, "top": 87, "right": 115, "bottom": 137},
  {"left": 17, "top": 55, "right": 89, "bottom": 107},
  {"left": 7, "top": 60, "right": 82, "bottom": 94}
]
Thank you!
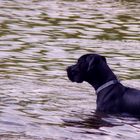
[{"left": 0, "top": 0, "right": 140, "bottom": 139}]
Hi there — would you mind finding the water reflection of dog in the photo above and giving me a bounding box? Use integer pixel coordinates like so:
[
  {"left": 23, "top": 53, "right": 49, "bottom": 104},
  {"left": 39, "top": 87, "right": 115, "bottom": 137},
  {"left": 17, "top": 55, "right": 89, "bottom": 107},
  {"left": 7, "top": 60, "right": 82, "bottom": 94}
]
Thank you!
[
  {"left": 67, "top": 54, "right": 140, "bottom": 116},
  {"left": 63, "top": 112, "right": 114, "bottom": 130}
]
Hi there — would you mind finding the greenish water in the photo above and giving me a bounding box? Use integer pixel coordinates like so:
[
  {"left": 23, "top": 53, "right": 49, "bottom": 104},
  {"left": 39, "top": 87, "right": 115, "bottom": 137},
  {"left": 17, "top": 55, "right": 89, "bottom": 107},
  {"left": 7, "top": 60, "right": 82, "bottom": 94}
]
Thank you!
[{"left": 0, "top": 0, "right": 140, "bottom": 139}]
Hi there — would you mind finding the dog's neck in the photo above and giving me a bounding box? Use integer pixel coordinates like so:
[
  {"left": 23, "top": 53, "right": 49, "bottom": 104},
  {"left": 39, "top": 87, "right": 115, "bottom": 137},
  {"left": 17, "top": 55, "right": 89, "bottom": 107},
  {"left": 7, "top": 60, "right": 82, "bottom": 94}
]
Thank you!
[
  {"left": 86, "top": 64, "right": 118, "bottom": 90},
  {"left": 96, "top": 80, "right": 119, "bottom": 94},
  {"left": 89, "top": 76, "right": 118, "bottom": 90}
]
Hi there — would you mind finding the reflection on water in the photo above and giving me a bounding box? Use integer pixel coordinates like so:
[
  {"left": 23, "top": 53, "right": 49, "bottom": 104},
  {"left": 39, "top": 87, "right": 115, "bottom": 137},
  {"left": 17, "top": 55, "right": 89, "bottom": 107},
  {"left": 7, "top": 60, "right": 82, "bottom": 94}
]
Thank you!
[{"left": 0, "top": 0, "right": 140, "bottom": 139}]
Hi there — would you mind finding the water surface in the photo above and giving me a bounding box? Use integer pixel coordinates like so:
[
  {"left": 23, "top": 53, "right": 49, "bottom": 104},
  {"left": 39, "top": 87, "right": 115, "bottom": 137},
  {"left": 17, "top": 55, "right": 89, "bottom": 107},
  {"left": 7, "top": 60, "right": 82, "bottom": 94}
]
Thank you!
[{"left": 0, "top": 0, "right": 140, "bottom": 139}]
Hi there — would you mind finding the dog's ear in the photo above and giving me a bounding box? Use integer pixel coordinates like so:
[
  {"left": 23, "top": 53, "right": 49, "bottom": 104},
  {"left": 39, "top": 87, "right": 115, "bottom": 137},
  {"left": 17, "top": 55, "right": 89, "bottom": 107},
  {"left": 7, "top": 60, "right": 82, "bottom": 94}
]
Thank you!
[
  {"left": 87, "top": 56, "right": 98, "bottom": 72},
  {"left": 87, "top": 55, "right": 106, "bottom": 72},
  {"left": 87, "top": 57, "right": 96, "bottom": 72}
]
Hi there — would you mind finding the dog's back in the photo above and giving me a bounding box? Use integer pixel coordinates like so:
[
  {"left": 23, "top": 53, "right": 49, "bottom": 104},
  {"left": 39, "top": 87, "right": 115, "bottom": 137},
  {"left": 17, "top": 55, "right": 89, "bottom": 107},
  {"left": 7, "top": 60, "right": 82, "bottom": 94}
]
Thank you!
[{"left": 121, "top": 87, "right": 140, "bottom": 115}]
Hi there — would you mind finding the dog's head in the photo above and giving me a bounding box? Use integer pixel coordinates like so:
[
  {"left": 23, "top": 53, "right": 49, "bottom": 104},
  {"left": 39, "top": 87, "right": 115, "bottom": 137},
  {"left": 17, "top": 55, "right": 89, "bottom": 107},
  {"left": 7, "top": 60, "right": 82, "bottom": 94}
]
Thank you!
[{"left": 67, "top": 54, "right": 106, "bottom": 83}]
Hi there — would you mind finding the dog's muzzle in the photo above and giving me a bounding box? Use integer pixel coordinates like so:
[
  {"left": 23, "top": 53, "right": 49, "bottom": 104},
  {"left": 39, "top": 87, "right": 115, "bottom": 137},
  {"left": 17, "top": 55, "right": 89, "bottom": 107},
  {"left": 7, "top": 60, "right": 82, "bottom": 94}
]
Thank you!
[
  {"left": 66, "top": 65, "right": 83, "bottom": 83},
  {"left": 67, "top": 65, "right": 77, "bottom": 82}
]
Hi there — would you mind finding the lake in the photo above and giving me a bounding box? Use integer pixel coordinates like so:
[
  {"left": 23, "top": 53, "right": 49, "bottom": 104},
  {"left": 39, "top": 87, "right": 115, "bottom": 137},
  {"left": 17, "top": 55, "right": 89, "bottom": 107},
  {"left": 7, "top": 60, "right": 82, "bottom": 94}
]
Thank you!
[{"left": 0, "top": 0, "right": 140, "bottom": 139}]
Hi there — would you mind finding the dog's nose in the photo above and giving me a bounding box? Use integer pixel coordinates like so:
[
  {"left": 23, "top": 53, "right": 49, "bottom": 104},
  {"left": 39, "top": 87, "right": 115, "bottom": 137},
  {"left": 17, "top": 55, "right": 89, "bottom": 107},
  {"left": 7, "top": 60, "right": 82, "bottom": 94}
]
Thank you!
[
  {"left": 67, "top": 65, "right": 79, "bottom": 74},
  {"left": 66, "top": 66, "right": 71, "bottom": 72}
]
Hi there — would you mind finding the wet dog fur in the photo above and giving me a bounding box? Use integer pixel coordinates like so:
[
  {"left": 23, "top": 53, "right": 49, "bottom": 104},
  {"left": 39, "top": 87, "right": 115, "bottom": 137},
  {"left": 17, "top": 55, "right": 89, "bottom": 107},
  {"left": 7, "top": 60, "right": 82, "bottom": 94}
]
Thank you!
[{"left": 67, "top": 54, "right": 140, "bottom": 116}]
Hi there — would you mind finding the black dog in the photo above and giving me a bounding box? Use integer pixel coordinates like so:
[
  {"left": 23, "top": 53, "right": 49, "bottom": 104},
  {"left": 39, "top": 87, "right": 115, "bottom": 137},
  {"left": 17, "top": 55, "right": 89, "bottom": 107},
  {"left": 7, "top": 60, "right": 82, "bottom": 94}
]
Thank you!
[{"left": 67, "top": 54, "right": 140, "bottom": 116}]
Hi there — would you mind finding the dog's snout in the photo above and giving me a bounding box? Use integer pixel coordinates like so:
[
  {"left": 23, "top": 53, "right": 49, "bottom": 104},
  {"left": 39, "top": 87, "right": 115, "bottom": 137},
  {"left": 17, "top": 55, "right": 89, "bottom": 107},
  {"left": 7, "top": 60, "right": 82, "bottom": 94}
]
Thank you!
[
  {"left": 66, "top": 66, "right": 71, "bottom": 71},
  {"left": 67, "top": 65, "right": 77, "bottom": 72},
  {"left": 66, "top": 66, "right": 71, "bottom": 72}
]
